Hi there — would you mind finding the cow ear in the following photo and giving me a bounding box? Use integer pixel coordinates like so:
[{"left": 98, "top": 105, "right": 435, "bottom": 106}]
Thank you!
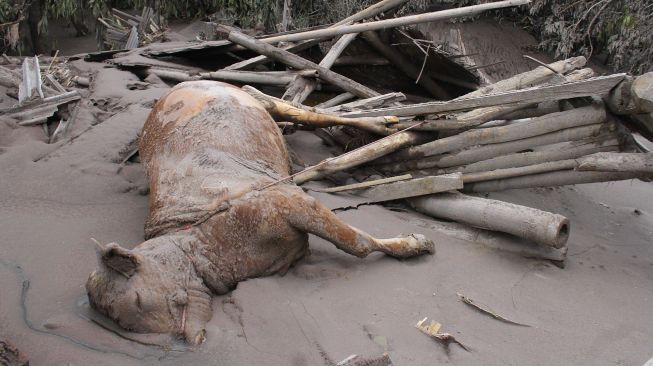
[{"left": 101, "top": 243, "right": 141, "bottom": 278}]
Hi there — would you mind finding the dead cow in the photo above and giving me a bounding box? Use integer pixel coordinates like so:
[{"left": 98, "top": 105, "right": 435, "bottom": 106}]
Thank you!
[{"left": 86, "top": 81, "right": 434, "bottom": 344}]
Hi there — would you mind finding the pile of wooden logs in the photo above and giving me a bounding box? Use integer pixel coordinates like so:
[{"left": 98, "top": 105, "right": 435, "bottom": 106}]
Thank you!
[{"left": 135, "top": 0, "right": 653, "bottom": 262}]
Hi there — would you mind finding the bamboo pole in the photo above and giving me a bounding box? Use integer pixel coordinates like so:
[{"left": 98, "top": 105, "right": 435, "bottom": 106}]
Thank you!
[
  {"left": 409, "top": 192, "right": 570, "bottom": 248},
  {"left": 227, "top": 29, "right": 380, "bottom": 98},
  {"left": 385, "top": 104, "right": 606, "bottom": 161},
  {"left": 376, "top": 123, "right": 610, "bottom": 173}
]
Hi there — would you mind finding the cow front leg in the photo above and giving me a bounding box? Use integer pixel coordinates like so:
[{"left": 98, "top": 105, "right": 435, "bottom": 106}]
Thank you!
[{"left": 278, "top": 189, "right": 435, "bottom": 258}]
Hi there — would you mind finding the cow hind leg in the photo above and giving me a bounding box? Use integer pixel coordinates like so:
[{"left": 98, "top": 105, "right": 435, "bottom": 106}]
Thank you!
[{"left": 279, "top": 189, "right": 435, "bottom": 259}]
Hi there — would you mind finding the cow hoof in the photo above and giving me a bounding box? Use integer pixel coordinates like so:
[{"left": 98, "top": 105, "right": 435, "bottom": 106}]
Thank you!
[{"left": 408, "top": 233, "right": 435, "bottom": 255}]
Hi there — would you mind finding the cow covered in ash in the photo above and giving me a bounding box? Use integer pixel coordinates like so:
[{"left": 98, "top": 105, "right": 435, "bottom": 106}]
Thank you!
[{"left": 86, "top": 81, "right": 434, "bottom": 344}]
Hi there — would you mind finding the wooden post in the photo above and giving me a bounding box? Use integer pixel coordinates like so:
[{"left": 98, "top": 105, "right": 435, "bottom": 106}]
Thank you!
[{"left": 409, "top": 192, "right": 570, "bottom": 248}]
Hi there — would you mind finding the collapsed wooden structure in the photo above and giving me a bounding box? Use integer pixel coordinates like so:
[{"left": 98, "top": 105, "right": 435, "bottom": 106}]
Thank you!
[{"left": 2, "top": 0, "right": 652, "bottom": 264}]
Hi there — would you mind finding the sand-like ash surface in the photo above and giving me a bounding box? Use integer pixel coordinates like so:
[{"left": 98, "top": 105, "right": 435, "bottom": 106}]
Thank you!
[{"left": 1, "top": 36, "right": 653, "bottom": 365}]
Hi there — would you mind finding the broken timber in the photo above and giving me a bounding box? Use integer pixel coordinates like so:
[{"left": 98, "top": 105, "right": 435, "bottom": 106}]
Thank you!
[{"left": 355, "top": 173, "right": 463, "bottom": 203}]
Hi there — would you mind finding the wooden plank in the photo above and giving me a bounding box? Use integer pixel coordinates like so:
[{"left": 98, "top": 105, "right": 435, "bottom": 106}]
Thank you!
[
  {"left": 341, "top": 74, "right": 627, "bottom": 118},
  {"left": 359, "top": 173, "right": 463, "bottom": 203}
]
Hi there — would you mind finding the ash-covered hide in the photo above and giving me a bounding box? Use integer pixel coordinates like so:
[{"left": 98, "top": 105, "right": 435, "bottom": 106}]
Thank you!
[{"left": 139, "top": 81, "right": 291, "bottom": 238}]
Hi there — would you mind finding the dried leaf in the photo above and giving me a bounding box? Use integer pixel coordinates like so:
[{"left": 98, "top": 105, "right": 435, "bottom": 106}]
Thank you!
[
  {"left": 457, "top": 293, "right": 531, "bottom": 327},
  {"left": 415, "top": 317, "right": 469, "bottom": 353}
]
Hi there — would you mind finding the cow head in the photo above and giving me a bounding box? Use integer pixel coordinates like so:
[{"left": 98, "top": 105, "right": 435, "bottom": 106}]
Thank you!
[{"left": 86, "top": 239, "right": 212, "bottom": 344}]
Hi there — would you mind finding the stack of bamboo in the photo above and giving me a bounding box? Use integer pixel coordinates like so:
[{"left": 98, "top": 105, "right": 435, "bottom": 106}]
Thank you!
[{"left": 108, "top": 0, "right": 653, "bottom": 262}]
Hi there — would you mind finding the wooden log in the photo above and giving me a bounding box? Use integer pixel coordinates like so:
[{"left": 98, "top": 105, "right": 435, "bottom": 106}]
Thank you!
[
  {"left": 576, "top": 152, "right": 653, "bottom": 174},
  {"left": 419, "top": 217, "right": 567, "bottom": 261},
  {"left": 227, "top": 29, "right": 380, "bottom": 98},
  {"left": 149, "top": 68, "right": 317, "bottom": 85},
  {"left": 464, "top": 170, "right": 647, "bottom": 192},
  {"left": 357, "top": 173, "right": 463, "bottom": 203},
  {"left": 376, "top": 123, "right": 610, "bottom": 173},
  {"left": 283, "top": 33, "right": 358, "bottom": 103},
  {"left": 409, "top": 192, "right": 570, "bottom": 248},
  {"left": 243, "top": 85, "right": 398, "bottom": 134},
  {"left": 606, "top": 72, "right": 653, "bottom": 115},
  {"left": 311, "top": 174, "right": 413, "bottom": 193},
  {"left": 223, "top": 0, "right": 410, "bottom": 70},
  {"left": 324, "top": 92, "right": 406, "bottom": 113},
  {"left": 342, "top": 74, "right": 626, "bottom": 118},
  {"left": 293, "top": 130, "right": 431, "bottom": 184},
  {"left": 387, "top": 104, "right": 606, "bottom": 161},
  {"left": 361, "top": 31, "right": 449, "bottom": 99},
  {"left": 460, "top": 56, "right": 586, "bottom": 99},
  {"left": 72, "top": 75, "right": 91, "bottom": 87},
  {"left": 445, "top": 136, "right": 621, "bottom": 174},
  {"left": 462, "top": 159, "right": 578, "bottom": 183},
  {"left": 315, "top": 92, "right": 356, "bottom": 108}
]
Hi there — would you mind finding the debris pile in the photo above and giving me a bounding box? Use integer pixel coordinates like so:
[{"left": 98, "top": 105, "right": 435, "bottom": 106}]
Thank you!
[{"left": 4, "top": 0, "right": 653, "bottom": 264}]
